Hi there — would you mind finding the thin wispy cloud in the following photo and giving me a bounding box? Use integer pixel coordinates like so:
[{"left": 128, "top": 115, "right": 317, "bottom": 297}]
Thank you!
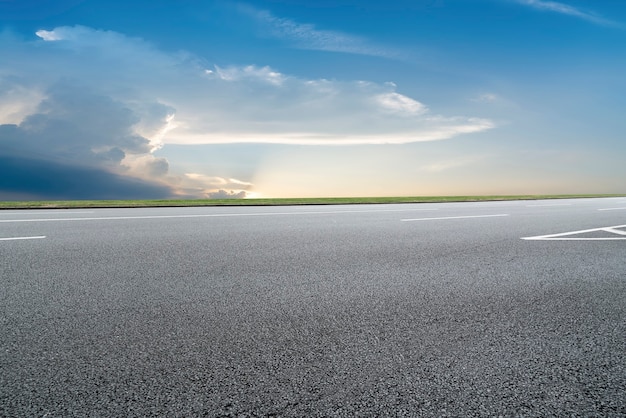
[
  {"left": 237, "top": 3, "right": 400, "bottom": 58},
  {"left": 514, "top": 0, "right": 619, "bottom": 27}
]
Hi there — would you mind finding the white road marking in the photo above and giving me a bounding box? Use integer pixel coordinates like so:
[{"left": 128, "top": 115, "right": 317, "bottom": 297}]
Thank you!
[
  {"left": 401, "top": 214, "right": 509, "bottom": 222},
  {"left": 526, "top": 203, "right": 572, "bottom": 207},
  {"left": 439, "top": 202, "right": 523, "bottom": 209},
  {"left": 0, "top": 211, "right": 95, "bottom": 215},
  {"left": 0, "top": 208, "right": 438, "bottom": 223},
  {"left": 522, "top": 224, "right": 626, "bottom": 241},
  {"left": 598, "top": 207, "right": 626, "bottom": 211},
  {"left": 0, "top": 236, "right": 47, "bottom": 241},
  {"left": 604, "top": 227, "right": 626, "bottom": 236}
]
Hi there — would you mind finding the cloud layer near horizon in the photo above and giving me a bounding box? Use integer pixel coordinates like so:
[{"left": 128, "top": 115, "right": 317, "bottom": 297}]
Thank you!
[{"left": 1, "top": 25, "right": 493, "bottom": 199}]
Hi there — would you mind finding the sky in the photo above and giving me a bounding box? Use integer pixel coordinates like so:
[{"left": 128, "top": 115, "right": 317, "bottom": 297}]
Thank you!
[{"left": 1, "top": 0, "right": 625, "bottom": 200}]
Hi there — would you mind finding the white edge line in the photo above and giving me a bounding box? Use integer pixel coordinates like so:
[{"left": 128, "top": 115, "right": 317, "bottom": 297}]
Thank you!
[
  {"left": 0, "top": 208, "right": 439, "bottom": 223},
  {"left": 0, "top": 236, "right": 47, "bottom": 241},
  {"left": 598, "top": 207, "right": 626, "bottom": 211},
  {"left": 401, "top": 214, "right": 509, "bottom": 222},
  {"left": 522, "top": 224, "right": 626, "bottom": 240},
  {"left": 0, "top": 211, "right": 95, "bottom": 215}
]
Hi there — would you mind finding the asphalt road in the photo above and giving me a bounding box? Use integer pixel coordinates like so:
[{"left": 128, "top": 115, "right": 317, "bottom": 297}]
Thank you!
[{"left": 1, "top": 198, "right": 625, "bottom": 417}]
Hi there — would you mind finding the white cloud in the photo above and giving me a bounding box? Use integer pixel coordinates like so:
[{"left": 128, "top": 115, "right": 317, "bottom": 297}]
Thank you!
[
  {"left": 180, "top": 173, "right": 252, "bottom": 198},
  {"left": 214, "top": 65, "right": 286, "bottom": 86},
  {"left": 5, "top": 25, "right": 494, "bottom": 147},
  {"left": 34, "top": 29, "right": 62, "bottom": 41},
  {"left": 207, "top": 189, "right": 247, "bottom": 199},
  {"left": 185, "top": 68, "right": 493, "bottom": 145},
  {"left": 1, "top": 25, "right": 496, "bottom": 198},
  {"left": 376, "top": 93, "right": 427, "bottom": 116},
  {"left": 514, "top": 0, "right": 619, "bottom": 26},
  {"left": 0, "top": 83, "right": 44, "bottom": 125}
]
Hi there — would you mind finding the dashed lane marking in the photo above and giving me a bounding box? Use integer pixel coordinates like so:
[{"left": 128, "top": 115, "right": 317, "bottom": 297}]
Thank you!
[
  {"left": 526, "top": 204, "right": 572, "bottom": 207},
  {"left": 401, "top": 214, "right": 509, "bottom": 222},
  {"left": 0, "top": 236, "right": 47, "bottom": 241}
]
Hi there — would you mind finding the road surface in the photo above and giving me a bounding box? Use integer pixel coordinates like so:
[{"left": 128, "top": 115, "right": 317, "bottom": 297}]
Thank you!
[{"left": 1, "top": 198, "right": 625, "bottom": 416}]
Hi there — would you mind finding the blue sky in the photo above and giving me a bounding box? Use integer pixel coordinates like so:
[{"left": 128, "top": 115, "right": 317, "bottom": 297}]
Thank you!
[{"left": 1, "top": 0, "right": 625, "bottom": 199}]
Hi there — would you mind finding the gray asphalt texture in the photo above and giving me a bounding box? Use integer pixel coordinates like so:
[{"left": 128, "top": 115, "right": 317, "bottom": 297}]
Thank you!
[{"left": 1, "top": 198, "right": 625, "bottom": 417}]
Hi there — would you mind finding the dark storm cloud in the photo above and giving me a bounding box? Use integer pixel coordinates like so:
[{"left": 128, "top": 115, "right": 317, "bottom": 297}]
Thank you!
[
  {"left": 0, "top": 155, "right": 172, "bottom": 200},
  {"left": 0, "top": 83, "right": 174, "bottom": 200},
  {"left": 11, "top": 83, "right": 151, "bottom": 161}
]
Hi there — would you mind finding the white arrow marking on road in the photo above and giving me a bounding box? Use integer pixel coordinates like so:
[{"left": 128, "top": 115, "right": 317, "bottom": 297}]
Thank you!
[{"left": 522, "top": 225, "right": 626, "bottom": 241}]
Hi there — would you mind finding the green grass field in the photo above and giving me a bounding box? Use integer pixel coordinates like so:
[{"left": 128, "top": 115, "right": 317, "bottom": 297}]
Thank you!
[{"left": 1, "top": 194, "right": 624, "bottom": 209}]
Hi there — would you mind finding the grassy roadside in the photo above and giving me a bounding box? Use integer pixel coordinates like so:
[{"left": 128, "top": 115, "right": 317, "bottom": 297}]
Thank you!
[{"left": 0, "top": 194, "right": 624, "bottom": 209}]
